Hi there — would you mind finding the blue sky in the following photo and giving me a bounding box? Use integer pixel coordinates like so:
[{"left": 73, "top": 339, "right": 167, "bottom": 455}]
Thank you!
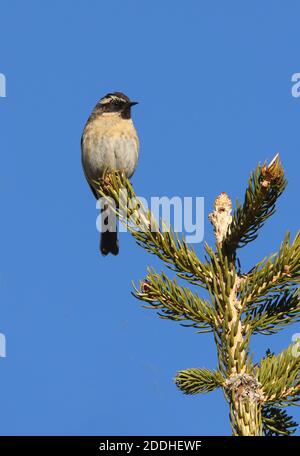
[{"left": 0, "top": 0, "right": 299, "bottom": 436}]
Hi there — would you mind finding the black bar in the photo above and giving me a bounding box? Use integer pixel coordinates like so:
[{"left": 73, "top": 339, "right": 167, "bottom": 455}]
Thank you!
[{"left": 0, "top": 436, "right": 299, "bottom": 454}]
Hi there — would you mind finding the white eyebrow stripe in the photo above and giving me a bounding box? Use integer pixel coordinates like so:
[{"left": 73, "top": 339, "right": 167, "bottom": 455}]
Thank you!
[{"left": 100, "top": 95, "right": 125, "bottom": 105}]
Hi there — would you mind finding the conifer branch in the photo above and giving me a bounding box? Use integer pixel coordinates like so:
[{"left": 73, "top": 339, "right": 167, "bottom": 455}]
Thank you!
[
  {"left": 175, "top": 368, "right": 224, "bottom": 395},
  {"left": 241, "top": 231, "right": 300, "bottom": 305},
  {"left": 222, "top": 155, "right": 286, "bottom": 255},
  {"left": 132, "top": 269, "right": 216, "bottom": 331},
  {"left": 243, "top": 289, "right": 300, "bottom": 335},
  {"left": 257, "top": 344, "right": 300, "bottom": 405},
  {"left": 262, "top": 405, "right": 297, "bottom": 436},
  {"left": 95, "top": 172, "right": 210, "bottom": 286}
]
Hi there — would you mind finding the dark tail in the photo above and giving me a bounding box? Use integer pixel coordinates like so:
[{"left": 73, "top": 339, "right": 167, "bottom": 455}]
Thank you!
[
  {"left": 100, "top": 231, "right": 119, "bottom": 256},
  {"left": 100, "top": 205, "right": 119, "bottom": 256}
]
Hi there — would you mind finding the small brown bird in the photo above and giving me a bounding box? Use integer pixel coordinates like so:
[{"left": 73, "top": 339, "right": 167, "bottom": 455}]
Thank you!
[{"left": 81, "top": 92, "right": 139, "bottom": 255}]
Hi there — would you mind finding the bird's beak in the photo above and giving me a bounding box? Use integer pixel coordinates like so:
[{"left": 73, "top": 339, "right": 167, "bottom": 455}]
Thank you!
[{"left": 129, "top": 101, "right": 138, "bottom": 106}]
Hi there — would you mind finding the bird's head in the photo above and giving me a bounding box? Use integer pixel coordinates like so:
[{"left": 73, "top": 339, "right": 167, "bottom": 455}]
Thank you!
[{"left": 97, "top": 92, "right": 138, "bottom": 119}]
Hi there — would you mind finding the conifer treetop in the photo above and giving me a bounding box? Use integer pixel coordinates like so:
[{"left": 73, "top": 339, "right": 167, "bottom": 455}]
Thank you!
[{"left": 96, "top": 154, "right": 299, "bottom": 436}]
